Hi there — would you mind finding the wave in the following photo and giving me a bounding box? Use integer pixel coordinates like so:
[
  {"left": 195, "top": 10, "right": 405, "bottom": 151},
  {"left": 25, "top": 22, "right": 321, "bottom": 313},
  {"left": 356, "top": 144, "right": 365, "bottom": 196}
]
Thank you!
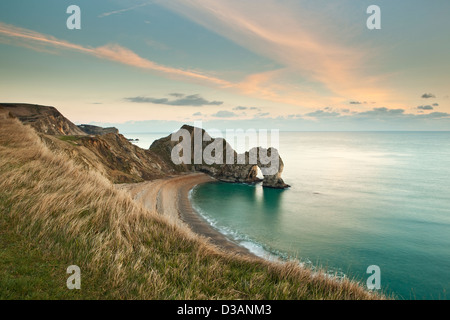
[
  {"left": 189, "top": 188, "right": 282, "bottom": 261},
  {"left": 189, "top": 186, "right": 348, "bottom": 281}
]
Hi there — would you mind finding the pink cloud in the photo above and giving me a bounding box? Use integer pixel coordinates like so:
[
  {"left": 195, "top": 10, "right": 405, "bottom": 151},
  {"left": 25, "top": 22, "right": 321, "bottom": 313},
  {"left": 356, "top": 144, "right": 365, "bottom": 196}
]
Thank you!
[
  {"left": 160, "top": 0, "right": 393, "bottom": 103},
  {"left": 0, "top": 22, "right": 230, "bottom": 87}
]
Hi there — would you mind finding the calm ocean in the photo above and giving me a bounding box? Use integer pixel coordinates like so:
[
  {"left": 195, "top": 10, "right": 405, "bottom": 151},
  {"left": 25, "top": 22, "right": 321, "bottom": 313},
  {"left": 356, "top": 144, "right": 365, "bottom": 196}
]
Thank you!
[{"left": 128, "top": 131, "right": 450, "bottom": 300}]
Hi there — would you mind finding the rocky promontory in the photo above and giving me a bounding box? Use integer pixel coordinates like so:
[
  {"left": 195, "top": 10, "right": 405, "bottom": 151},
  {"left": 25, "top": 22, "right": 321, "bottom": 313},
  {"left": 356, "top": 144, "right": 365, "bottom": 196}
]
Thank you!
[{"left": 150, "top": 125, "right": 290, "bottom": 189}]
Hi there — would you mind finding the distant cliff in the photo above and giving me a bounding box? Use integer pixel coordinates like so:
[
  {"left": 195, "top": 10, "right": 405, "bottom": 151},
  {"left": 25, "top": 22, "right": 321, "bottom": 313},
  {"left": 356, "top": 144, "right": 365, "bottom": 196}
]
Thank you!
[{"left": 78, "top": 124, "right": 119, "bottom": 135}]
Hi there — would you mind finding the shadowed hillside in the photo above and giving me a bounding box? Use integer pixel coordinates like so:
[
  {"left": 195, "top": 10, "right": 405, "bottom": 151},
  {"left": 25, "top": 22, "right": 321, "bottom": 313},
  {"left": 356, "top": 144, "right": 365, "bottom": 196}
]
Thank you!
[
  {"left": 0, "top": 103, "right": 86, "bottom": 136},
  {"left": 1, "top": 104, "right": 175, "bottom": 183}
]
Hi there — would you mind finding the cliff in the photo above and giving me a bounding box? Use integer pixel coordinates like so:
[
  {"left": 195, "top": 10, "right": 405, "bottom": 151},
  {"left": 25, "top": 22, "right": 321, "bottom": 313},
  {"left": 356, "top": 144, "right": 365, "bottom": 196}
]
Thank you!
[
  {"left": 150, "top": 125, "right": 290, "bottom": 189},
  {"left": 77, "top": 124, "right": 119, "bottom": 135},
  {"left": 0, "top": 103, "right": 87, "bottom": 136}
]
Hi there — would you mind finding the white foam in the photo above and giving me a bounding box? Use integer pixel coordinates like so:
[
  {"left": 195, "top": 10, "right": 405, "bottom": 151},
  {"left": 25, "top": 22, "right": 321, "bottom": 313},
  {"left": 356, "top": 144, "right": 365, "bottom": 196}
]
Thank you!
[
  {"left": 189, "top": 187, "right": 282, "bottom": 261},
  {"left": 189, "top": 186, "right": 347, "bottom": 278},
  {"left": 238, "top": 241, "right": 280, "bottom": 261}
]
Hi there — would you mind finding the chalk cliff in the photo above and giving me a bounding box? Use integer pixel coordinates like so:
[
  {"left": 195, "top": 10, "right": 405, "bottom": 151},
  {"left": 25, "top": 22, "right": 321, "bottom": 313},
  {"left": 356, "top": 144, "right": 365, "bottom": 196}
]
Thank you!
[{"left": 150, "top": 125, "right": 290, "bottom": 189}]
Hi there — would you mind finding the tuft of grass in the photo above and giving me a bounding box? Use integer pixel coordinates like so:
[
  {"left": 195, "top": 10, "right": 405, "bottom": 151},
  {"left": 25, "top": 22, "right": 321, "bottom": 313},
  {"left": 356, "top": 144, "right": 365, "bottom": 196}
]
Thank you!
[
  {"left": 0, "top": 115, "right": 387, "bottom": 300},
  {"left": 57, "top": 135, "right": 80, "bottom": 146},
  {"left": 0, "top": 211, "right": 108, "bottom": 300}
]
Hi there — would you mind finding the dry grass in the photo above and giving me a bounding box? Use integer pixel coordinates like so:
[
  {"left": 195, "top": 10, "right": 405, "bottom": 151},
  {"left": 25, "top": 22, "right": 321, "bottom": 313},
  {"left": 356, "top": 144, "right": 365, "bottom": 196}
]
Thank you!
[{"left": 0, "top": 115, "right": 386, "bottom": 300}]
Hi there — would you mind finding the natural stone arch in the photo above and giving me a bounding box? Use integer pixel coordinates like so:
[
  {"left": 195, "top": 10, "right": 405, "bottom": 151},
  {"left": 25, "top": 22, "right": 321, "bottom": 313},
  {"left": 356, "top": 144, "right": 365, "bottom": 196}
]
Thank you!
[
  {"left": 199, "top": 146, "right": 289, "bottom": 189},
  {"left": 151, "top": 125, "right": 290, "bottom": 189},
  {"left": 244, "top": 147, "right": 289, "bottom": 189}
]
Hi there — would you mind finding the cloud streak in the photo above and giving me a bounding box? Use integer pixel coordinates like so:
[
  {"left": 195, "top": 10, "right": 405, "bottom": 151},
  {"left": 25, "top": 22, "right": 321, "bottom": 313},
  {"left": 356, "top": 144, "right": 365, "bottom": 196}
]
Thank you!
[
  {"left": 212, "top": 110, "right": 238, "bottom": 118},
  {"left": 417, "top": 105, "right": 434, "bottom": 110},
  {"left": 303, "top": 107, "right": 450, "bottom": 120},
  {"left": 0, "top": 22, "right": 230, "bottom": 87},
  {"left": 125, "top": 94, "right": 223, "bottom": 106},
  {"left": 160, "top": 0, "right": 390, "bottom": 102},
  {"left": 233, "top": 106, "right": 260, "bottom": 111},
  {"left": 98, "top": 3, "right": 151, "bottom": 18}
]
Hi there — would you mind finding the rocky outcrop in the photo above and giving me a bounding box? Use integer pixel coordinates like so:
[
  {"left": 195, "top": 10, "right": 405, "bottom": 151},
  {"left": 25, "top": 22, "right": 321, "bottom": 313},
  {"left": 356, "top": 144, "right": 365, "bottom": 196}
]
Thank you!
[
  {"left": 0, "top": 103, "right": 87, "bottom": 136},
  {"left": 150, "top": 125, "right": 290, "bottom": 189},
  {"left": 77, "top": 124, "right": 119, "bottom": 136}
]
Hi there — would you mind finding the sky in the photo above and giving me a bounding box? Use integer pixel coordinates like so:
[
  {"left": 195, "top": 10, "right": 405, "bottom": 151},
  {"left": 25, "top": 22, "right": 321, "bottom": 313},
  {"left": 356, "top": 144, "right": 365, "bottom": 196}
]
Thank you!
[{"left": 1, "top": 0, "right": 450, "bottom": 131}]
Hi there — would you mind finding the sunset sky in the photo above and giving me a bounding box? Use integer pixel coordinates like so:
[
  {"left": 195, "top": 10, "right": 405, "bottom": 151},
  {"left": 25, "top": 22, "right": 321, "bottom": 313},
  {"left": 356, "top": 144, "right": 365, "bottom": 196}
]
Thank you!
[{"left": 1, "top": 0, "right": 450, "bottom": 131}]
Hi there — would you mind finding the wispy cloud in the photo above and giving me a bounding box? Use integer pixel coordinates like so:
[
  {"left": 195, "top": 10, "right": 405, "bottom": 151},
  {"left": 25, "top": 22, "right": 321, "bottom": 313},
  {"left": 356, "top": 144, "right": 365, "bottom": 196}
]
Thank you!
[
  {"left": 212, "top": 110, "right": 238, "bottom": 118},
  {"left": 303, "top": 107, "right": 450, "bottom": 121},
  {"left": 0, "top": 22, "right": 92, "bottom": 54},
  {"left": 0, "top": 18, "right": 387, "bottom": 112},
  {"left": 349, "top": 101, "right": 368, "bottom": 105},
  {"left": 0, "top": 22, "right": 231, "bottom": 87},
  {"left": 160, "top": 0, "right": 391, "bottom": 102},
  {"left": 125, "top": 94, "right": 223, "bottom": 106},
  {"left": 233, "top": 106, "right": 260, "bottom": 111},
  {"left": 98, "top": 3, "right": 150, "bottom": 18},
  {"left": 421, "top": 93, "right": 436, "bottom": 99},
  {"left": 305, "top": 110, "right": 341, "bottom": 118},
  {"left": 169, "top": 93, "right": 185, "bottom": 98},
  {"left": 254, "top": 112, "right": 270, "bottom": 118},
  {"left": 417, "top": 105, "right": 434, "bottom": 110},
  {"left": 356, "top": 107, "right": 405, "bottom": 117}
]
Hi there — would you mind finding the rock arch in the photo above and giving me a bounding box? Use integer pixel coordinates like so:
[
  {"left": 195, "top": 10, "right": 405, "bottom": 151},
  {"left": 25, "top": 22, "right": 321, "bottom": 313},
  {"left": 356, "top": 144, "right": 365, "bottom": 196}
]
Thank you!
[{"left": 150, "top": 125, "right": 290, "bottom": 189}]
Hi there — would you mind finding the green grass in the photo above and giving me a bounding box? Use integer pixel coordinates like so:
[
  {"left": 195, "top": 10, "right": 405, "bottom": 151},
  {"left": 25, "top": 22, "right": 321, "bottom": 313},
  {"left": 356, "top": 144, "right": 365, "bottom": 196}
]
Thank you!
[
  {"left": 0, "top": 211, "right": 105, "bottom": 299},
  {"left": 57, "top": 135, "right": 80, "bottom": 146}
]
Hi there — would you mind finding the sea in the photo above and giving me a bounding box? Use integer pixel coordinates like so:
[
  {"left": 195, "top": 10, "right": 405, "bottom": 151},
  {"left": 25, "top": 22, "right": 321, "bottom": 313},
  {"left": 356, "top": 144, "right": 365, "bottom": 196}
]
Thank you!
[{"left": 125, "top": 131, "right": 450, "bottom": 300}]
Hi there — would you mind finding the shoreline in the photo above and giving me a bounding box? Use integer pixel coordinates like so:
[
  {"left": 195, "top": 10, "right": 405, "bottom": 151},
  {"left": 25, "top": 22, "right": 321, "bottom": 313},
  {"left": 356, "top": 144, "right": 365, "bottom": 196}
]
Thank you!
[{"left": 119, "top": 173, "right": 256, "bottom": 258}]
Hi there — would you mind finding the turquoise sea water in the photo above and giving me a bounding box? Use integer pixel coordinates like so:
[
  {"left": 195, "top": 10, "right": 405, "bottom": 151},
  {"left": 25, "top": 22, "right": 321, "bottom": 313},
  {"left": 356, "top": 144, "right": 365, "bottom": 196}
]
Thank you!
[{"left": 188, "top": 132, "right": 450, "bottom": 300}]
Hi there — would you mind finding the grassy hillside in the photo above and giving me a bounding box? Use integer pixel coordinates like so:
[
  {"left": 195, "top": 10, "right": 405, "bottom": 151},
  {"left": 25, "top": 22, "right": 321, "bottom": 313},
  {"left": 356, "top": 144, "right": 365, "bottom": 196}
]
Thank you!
[
  {"left": 0, "top": 103, "right": 87, "bottom": 136},
  {"left": 42, "top": 133, "right": 176, "bottom": 183},
  {"left": 0, "top": 114, "right": 383, "bottom": 300}
]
